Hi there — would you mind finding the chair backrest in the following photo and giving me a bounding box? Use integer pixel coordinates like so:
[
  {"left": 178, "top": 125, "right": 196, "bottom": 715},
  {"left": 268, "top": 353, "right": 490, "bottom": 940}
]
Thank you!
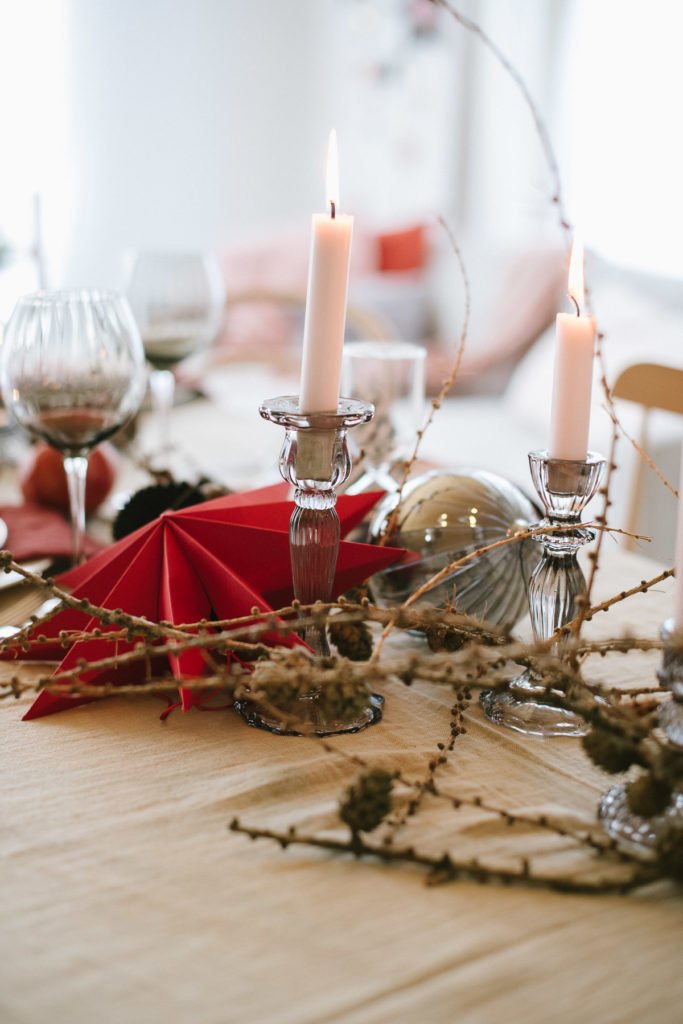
[
  {"left": 612, "top": 362, "right": 683, "bottom": 550},
  {"left": 613, "top": 363, "right": 683, "bottom": 416}
]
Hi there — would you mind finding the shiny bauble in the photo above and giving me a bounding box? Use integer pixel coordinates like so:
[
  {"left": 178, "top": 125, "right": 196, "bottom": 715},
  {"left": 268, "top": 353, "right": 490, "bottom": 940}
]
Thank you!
[
  {"left": 20, "top": 442, "right": 119, "bottom": 517},
  {"left": 368, "top": 469, "right": 539, "bottom": 630}
]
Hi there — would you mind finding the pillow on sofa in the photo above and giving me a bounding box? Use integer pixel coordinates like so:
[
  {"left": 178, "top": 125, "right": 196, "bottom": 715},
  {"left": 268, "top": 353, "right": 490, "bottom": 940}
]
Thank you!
[{"left": 428, "top": 232, "right": 566, "bottom": 394}]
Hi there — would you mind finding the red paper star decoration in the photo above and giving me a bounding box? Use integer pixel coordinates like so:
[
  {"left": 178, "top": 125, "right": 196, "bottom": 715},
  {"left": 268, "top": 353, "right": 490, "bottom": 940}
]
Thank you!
[{"left": 17, "top": 484, "right": 406, "bottom": 720}]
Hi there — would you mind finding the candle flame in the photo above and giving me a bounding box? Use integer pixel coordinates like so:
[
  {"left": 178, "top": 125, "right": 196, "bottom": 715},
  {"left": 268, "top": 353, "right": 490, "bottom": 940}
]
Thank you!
[
  {"left": 568, "top": 236, "right": 584, "bottom": 312},
  {"left": 326, "top": 129, "right": 339, "bottom": 216}
]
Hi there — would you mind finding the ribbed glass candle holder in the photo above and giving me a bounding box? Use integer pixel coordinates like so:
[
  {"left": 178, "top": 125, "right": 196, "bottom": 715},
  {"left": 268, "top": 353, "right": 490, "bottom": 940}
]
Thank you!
[
  {"left": 480, "top": 448, "right": 605, "bottom": 736},
  {"left": 235, "top": 396, "right": 383, "bottom": 737}
]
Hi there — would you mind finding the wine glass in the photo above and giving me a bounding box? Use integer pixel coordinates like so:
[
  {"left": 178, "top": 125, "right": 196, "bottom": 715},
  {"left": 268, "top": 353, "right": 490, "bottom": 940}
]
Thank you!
[
  {"left": 124, "top": 251, "right": 225, "bottom": 456},
  {"left": 0, "top": 289, "right": 147, "bottom": 564},
  {"left": 342, "top": 340, "right": 426, "bottom": 493}
]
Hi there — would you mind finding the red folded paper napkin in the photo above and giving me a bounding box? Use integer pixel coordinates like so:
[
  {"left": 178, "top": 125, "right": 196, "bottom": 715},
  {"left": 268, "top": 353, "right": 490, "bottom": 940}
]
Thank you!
[
  {"left": 0, "top": 504, "right": 101, "bottom": 562},
  {"left": 10, "top": 484, "right": 407, "bottom": 720}
]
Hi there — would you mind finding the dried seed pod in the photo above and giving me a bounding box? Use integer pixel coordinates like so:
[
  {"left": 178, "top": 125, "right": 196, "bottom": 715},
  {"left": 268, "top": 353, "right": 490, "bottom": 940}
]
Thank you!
[
  {"left": 626, "top": 774, "right": 672, "bottom": 818},
  {"left": 339, "top": 770, "right": 393, "bottom": 835},
  {"left": 582, "top": 727, "right": 637, "bottom": 774},
  {"left": 328, "top": 618, "right": 374, "bottom": 661}
]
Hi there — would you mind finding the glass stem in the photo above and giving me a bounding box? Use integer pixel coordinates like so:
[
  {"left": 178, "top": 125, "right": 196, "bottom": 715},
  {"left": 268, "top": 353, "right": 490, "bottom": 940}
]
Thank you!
[
  {"left": 290, "top": 504, "right": 340, "bottom": 657},
  {"left": 150, "top": 368, "right": 175, "bottom": 457},
  {"left": 63, "top": 454, "right": 89, "bottom": 565}
]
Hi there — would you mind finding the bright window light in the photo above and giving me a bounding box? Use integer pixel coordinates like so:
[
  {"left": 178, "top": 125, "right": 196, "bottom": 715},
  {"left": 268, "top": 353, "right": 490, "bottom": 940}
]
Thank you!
[{"left": 564, "top": 0, "right": 683, "bottom": 278}]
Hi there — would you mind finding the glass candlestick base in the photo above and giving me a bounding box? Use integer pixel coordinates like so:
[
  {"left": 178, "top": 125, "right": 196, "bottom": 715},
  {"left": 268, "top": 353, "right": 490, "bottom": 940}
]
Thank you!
[
  {"left": 598, "top": 785, "right": 683, "bottom": 860},
  {"left": 236, "top": 690, "right": 385, "bottom": 738},
  {"left": 599, "top": 619, "right": 683, "bottom": 856},
  {"left": 235, "top": 395, "right": 384, "bottom": 736},
  {"left": 481, "top": 449, "right": 605, "bottom": 736}
]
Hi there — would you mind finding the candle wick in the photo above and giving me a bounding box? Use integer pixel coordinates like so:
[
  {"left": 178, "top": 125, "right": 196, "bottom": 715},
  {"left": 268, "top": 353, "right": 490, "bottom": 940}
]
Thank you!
[
  {"left": 330, "top": 200, "right": 336, "bottom": 220},
  {"left": 569, "top": 294, "right": 580, "bottom": 317}
]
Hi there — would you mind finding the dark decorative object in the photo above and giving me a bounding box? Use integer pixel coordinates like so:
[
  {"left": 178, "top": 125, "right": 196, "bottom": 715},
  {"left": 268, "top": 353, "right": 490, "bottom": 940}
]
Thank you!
[{"left": 113, "top": 481, "right": 207, "bottom": 539}]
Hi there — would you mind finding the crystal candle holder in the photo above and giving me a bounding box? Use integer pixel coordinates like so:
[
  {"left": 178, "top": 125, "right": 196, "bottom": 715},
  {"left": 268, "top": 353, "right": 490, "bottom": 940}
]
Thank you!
[
  {"left": 599, "top": 619, "right": 683, "bottom": 857},
  {"left": 235, "top": 395, "right": 383, "bottom": 736},
  {"left": 480, "top": 448, "right": 605, "bottom": 736},
  {"left": 529, "top": 451, "right": 606, "bottom": 551}
]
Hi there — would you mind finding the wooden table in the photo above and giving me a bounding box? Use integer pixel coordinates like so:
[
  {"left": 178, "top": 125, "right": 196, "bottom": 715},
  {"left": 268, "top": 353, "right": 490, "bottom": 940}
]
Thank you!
[{"left": 1, "top": 536, "right": 681, "bottom": 1024}]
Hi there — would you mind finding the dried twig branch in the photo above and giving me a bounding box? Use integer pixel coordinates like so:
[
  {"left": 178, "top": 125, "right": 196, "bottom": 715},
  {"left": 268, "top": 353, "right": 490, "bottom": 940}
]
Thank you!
[
  {"left": 559, "top": 567, "right": 674, "bottom": 636},
  {"left": 379, "top": 217, "right": 471, "bottom": 546},
  {"left": 229, "top": 819, "right": 654, "bottom": 895},
  {"left": 607, "top": 404, "right": 678, "bottom": 499}
]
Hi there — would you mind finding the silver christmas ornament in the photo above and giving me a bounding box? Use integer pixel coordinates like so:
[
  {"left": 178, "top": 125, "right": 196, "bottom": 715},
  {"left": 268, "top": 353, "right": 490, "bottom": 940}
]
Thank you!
[{"left": 368, "top": 469, "right": 539, "bottom": 631}]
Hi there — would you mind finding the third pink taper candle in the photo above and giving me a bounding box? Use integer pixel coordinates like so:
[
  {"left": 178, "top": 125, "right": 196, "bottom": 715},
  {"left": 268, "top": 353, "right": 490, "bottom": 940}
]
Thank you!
[{"left": 549, "top": 239, "right": 596, "bottom": 461}]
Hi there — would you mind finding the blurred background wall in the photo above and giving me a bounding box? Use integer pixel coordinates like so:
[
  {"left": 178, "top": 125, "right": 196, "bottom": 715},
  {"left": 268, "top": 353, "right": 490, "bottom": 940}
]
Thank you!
[
  {"left": 2, "top": 0, "right": 681, "bottom": 291},
  {"left": 1, "top": 0, "right": 682, "bottom": 560}
]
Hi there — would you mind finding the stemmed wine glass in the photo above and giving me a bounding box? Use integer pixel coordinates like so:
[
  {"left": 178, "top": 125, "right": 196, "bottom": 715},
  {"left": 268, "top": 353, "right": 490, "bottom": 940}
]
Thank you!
[
  {"left": 0, "top": 290, "right": 147, "bottom": 563},
  {"left": 124, "top": 251, "right": 225, "bottom": 457}
]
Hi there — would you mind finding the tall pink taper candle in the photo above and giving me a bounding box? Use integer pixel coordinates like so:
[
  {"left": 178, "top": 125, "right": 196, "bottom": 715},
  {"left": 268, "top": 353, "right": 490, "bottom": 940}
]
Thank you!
[
  {"left": 549, "top": 239, "right": 596, "bottom": 461},
  {"left": 299, "top": 130, "right": 353, "bottom": 413},
  {"left": 674, "top": 443, "right": 683, "bottom": 631}
]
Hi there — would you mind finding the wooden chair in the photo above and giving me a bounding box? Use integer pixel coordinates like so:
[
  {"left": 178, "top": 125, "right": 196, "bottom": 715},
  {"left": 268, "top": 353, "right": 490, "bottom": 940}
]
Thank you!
[{"left": 613, "top": 362, "right": 683, "bottom": 547}]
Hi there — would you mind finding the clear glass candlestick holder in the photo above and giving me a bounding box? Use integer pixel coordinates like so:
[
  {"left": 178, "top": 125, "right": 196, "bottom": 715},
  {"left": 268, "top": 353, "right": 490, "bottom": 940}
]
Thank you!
[
  {"left": 480, "top": 449, "right": 605, "bottom": 736},
  {"left": 599, "top": 619, "right": 683, "bottom": 857},
  {"left": 235, "top": 395, "right": 385, "bottom": 736}
]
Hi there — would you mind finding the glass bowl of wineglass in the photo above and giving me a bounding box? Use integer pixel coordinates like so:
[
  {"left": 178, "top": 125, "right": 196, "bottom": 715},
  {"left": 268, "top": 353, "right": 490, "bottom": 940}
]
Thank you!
[
  {"left": 342, "top": 340, "right": 426, "bottom": 494},
  {"left": 125, "top": 251, "right": 225, "bottom": 457},
  {"left": 0, "top": 289, "right": 147, "bottom": 563}
]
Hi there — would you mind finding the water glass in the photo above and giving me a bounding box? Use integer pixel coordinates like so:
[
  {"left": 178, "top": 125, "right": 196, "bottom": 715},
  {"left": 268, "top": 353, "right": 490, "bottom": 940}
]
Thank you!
[{"left": 342, "top": 340, "right": 426, "bottom": 492}]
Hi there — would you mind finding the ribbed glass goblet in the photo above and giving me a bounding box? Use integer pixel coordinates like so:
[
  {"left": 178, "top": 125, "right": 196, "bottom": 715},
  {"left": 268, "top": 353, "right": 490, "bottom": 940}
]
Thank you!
[{"left": 1, "top": 290, "right": 146, "bottom": 563}]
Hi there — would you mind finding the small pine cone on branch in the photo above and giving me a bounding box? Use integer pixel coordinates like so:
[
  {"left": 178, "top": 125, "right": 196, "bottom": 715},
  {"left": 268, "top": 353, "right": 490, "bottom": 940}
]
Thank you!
[
  {"left": 582, "top": 727, "right": 638, "bottom": 774},
  {"left": 328, "top": 619, "right": 374, "bottom": 661},
  {"left": 425, "top": 623, "right": 466, "bottom": 652},
  {"left": 626, "top": 773, "right": 672, "bottom": 818},
  {"left": 339, "top": 770, "right": 393, "bottom": 836},
  {"left": 655, "top": 820, "right": 683, "bottom": 882}
]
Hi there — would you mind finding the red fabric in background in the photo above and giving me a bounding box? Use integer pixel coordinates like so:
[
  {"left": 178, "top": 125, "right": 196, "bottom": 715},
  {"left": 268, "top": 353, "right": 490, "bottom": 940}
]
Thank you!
[{"left": 377, "top": 224, "right": 428, "bottom": 273}]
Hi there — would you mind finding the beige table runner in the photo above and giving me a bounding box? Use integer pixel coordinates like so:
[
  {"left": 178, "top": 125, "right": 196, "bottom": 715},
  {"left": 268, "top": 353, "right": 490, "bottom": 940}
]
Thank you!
[{"left": 1, "top": 545, "right": 682, "bottom": 1024}]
